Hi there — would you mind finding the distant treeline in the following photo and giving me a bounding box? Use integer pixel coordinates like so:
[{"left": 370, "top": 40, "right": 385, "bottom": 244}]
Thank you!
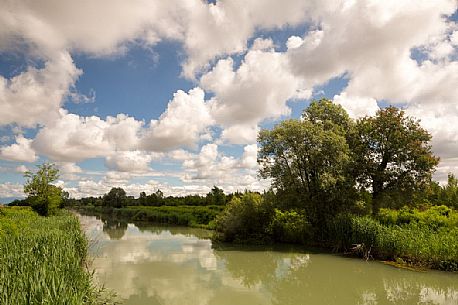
[{"left": 9, "top": 185, "right": 244, "bottom": 208}]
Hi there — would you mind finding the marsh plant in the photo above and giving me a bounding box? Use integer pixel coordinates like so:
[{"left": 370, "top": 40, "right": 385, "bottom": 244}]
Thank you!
[{"left": 0, "top": 207, "right": 116, "bottom": 305}]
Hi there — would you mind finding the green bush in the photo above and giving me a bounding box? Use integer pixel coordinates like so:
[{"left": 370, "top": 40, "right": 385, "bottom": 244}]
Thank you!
[
  {"left": 377, "top": 205, "right": 458, "bottom": 229},
  {"left": 215, "top": 192, "right": 273, "bottom": 243},
  {"left": 268, "top": 209, "right": 311, "bottom": 244}
]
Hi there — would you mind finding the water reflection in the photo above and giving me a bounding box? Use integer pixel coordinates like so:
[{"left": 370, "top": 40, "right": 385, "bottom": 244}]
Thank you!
[
  {"left": 103, "top": 219, "right": 128, "bottom": 240},
  {"left": 78, "top": 214, "right": 458, "bottom": 305}
]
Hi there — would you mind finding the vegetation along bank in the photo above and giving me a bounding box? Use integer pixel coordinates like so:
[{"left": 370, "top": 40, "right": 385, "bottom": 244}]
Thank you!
[
  {"left": 9, "top": 100, "right": 458, "bottom": 272},
  {"left": 0, "top": 207, "right": 115, "bottom": 304}
]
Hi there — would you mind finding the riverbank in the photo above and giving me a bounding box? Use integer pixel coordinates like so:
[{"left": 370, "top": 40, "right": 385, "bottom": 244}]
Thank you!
[
  {"left": 75, "top": 202, "right": 458, "bottom": 272},
  {"left": 327, "top": 213, "right": 458, "bottom": 271},
  {"left": 77, "top": 212, "right": 458, "bottom": 305},
  {"left": 75, "top": 205, "right": 223, "bottom": 229},
  {"left": 0, "top": 206, "right": 115, "bottom": 305}
]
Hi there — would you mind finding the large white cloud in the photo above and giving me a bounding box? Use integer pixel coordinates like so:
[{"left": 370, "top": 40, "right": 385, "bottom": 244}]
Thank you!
[
  {"left": 0, "top": 182, "right": 24, "bottom": 199},
  {"left": 181, "top": 143, "right": 268, "bottom": 192},
  {"left": 32, "top": 110, "right": 146, "bottom": 162},
  {"left": 32, "top": 110, "right": 116, "bottom": 162},
  {"left": 0, "top": 135, "right": 37, "bottom": 162},
  {"left": 333, "top": 92, "right": 379, "bottom": 118},
  {"left": 0, "top": 0, "right": 311, "bottom": 77},
  {"left": 201, "top": 48, "right": 309, "bottom": 144},
  {"left": 0, "top": 52, "right": 80, "bottom": 127},
  {"left": 141, "top": 88, "right": 214, "bottom": 151},
  {"left": 105, "top": 151, "right": 154, "bottom": 173}
]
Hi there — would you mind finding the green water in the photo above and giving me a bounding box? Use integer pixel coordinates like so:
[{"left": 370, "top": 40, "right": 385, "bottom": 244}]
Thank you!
[{"left": 79, "top": 214, "right": 458, "bottom": 305}]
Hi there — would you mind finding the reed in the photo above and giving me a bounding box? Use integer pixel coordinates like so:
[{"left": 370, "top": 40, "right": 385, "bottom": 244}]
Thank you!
[
  {"left": 327, "top": 212, "right": 458, "bottom": 271},
  {"left": 0, "top": 207, "right": 115, "bottom": 305}
]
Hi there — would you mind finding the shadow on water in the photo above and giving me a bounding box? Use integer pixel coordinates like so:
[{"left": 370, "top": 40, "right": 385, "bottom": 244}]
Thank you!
[{"left": 77, "top": 212, "right": 458, "bottom": 305}]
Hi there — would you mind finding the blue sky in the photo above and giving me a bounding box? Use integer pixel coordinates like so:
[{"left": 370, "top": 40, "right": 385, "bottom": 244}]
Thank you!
[{"left": 0, "top": 0, "right": 457, "bottom": 202}]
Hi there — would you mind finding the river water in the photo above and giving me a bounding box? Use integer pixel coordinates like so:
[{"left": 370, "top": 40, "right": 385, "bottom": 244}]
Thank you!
[{"left": 78, "top": 213, "right": 458, "bottom": 305}]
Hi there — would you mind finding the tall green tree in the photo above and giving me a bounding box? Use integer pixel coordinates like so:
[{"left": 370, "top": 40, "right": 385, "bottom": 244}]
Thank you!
[
  {"left": 352, "top": 107, "right": 439, "bottom": 214},
  {"left": 437, "top": 173, "right": 458, "bottom": 208},
  {"left": 206, "top": 186, "right": 226, "bottom": 205},
  {"left": 258, "top": 100, "right": 354, "bottom": 223},
  {"left": 23, "top": 163, "right": 62, "bottom": 216},
  {"left": 103, "top": 187, "right": 127, "bottom": 208}
]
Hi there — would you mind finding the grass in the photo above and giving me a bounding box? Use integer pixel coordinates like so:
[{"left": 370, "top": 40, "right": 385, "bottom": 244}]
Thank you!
[
  {"left": 77, "top": 205, "right": 224, "bottom": 229},
  {"left": 327, "top": 212, "right": 458, "bottom": 271},
  {"left": 0, "top": 206, "right": 115, "bottom": 305}
]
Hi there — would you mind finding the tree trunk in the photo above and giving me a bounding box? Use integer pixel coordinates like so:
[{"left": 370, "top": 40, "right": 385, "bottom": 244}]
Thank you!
[{"left": 372, "top": 177, "right": 383, "bottom": 215}]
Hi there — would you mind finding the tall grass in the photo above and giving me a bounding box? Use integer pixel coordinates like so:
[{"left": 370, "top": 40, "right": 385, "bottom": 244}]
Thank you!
[
  {"left": 0, "top": 207, "right": 114, "bottom": 305},
  {"left": 327, "top": 213, "right": 458, "bottom": 271}
]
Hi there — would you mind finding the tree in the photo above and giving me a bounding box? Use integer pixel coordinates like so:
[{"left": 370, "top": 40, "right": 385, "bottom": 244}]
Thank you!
[
  {"left": 352, "top": 107, "right": 439, "bottom": 214},
  {"left": 23, "top": 163, "right": 62, "bottom": 216},
  {"left": 206, "top": 186, "right": 226, "bottom": 205},
  {"left": 303, "top": 98, "right": 353, "bottom": 134},
  {"left": 258, "top": 100, "right": 354, "bottom": 224},
  {"left": 103, "top": 187, "right": 127, "bottom": 208},
  {"left": 438, "top": 173, "right": 458, "bottom": 208},
  {"left": 139, "top": 191, "right": 147, "bottom": 206}
]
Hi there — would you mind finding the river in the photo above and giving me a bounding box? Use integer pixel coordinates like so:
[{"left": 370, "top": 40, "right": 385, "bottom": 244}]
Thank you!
[{"left": 78, "top": 213, "right": 458, "bottom": 305}]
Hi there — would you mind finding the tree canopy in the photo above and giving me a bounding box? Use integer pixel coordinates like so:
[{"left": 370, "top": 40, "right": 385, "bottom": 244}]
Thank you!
[
  {"left": 258, "top": 100, "right": 354, "bottom": 223},
  {"left": 258, "top": 100, "right": 439, "bottom": 219},
  {"left": 351, "top": 107, "right": 439, "bottom": 213},
  {"left": 103, "top": 187, "right": 127, "bottom": 208},
  {"left": 23, "top": 163, "right": 62, "bottom": 216}
]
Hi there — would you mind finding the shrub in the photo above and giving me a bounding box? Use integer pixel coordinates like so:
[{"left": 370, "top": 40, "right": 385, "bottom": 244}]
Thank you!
[
  {"left": 377, "top": 205, "right": 458, "bottom": 229},
  {"left": 215, "top": 192, "right": 273, "bottom": 243},
  {"left": 268, "top": 209, "right": 311, "bottom": 244}
]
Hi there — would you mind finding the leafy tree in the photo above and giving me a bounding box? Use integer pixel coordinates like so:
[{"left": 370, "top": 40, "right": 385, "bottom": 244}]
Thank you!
[
  {"left": 23, "top": 163, "right": 62, "bottom": 216},
  {"left": 258, "top": 100, "right": 354, "bottom": 224},
  {"left": 145, "top": 189, "right": 164, "bottom": 206},
  {"left": 441, "top": 173, "right": 458, "bottom": 208},
  {"left": 103, "top": 187, "right": 127, "bottom": 208},
  {"left": 139, "top": 191, "right": 147, "bottom": 206},
  {"left": 303, "top": 98, "right": 353, "bottom": 134},
  {"left": 215, "top": 192, "right": 273, "bottom": 242},
  {"left": 351, "top": 107, "right": 439, "bottom": 214},
  {"left": 206, "top": 186, "right": 226, "bottom": 205}
]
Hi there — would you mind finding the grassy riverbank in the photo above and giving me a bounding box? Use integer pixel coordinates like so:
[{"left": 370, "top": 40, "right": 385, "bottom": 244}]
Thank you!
[
  {"left": 74, "top": 197, "right": 458, "bottom": 272},
  {"left": 328, "top": 212, "right": 458, "bottom": 271},
  {"left": 0, "top": 207, "right": 114, "bottom": 305},
  {"left": 76, "top": 205, "right": 224, "bottom": 229},
  {"left": 214, "top": 193, "right": 458, "bottom": 272}
]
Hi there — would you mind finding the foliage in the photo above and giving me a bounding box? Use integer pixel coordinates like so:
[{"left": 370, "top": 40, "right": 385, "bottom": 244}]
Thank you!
[
  {"left": 377, "top": 205, "right": 458, "bottom": 229},
  {"left": 103, "top": 187, "right": 127, "bottom": 208},
  {"left": 206, "top": 186, "right": 227, "bottom": 205},
  {"left": 351, "top": 107, "right": 439, "bottom": 213},
  {"left": 421, "top": 174, "right": 458, "bottom": 209},
  {"left": 258, "top": 100, "right": 355, "bottom": 225},
  {"left": 65, "top": 187, "right": 233, "bottom": 208},
  {"left": 268, "top": 209, "right": 311, "bottom": 244},
  {"left": 78, "top": 205, "right": 224, "bottom": 229},
  {"left": 441, "top": 174, "right": 458, "bottom": 208},
  {"left": 23, "top": 163, "right": 63, "bottom": 216},
  {"left": 0, "top": 207, "right": 116, "bottom": 304},
  {"left": 327, "top": 212, "right": 458, "bottom": 271},
  {"left": 215, "top": 192, "right": 273, "bottom": 243}
]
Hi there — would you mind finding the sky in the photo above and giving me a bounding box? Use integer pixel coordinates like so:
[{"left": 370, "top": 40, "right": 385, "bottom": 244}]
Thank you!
[{"left": 0, "top": 0, "right": 458, "bottom": 202}]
